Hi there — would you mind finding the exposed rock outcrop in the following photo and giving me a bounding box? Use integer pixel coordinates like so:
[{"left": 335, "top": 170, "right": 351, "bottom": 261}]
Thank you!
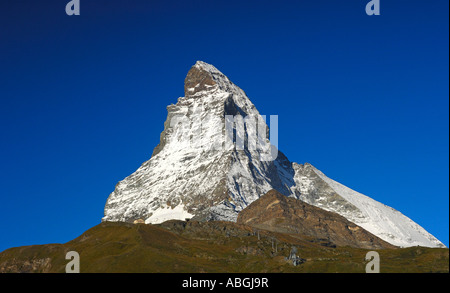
[{"left": 237, "top": 189, "right": 396, "bottom": 249}]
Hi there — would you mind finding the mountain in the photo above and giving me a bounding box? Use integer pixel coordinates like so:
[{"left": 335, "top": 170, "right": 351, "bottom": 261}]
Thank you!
[
  {"left": 102, "top": 61, "right": 445, "bottom": 248},
  {"left": 1, "top": 221, "right": 448, "bottom": 273},
  {"left": 103, "top": 61, "right": 298, "bottom": 224},
  {"left": 292, "top": 163, "right": 445, "bottom": 248},
  {"left": 237, "top": 190, "right": 394, "bottom": 249}
]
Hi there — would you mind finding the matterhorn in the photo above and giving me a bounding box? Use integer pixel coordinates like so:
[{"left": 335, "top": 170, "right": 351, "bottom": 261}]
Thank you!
[{"left": 103, "top": 61, "right": 445, "bottom": 248}]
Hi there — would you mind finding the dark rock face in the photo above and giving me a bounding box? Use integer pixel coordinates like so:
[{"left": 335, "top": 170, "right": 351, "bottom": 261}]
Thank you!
[
  {"left": 237, "top": 189, "right": 396, "bottom": 249},
  {"left": 184, "top": 64, "right": 217, "bottom": 97}
]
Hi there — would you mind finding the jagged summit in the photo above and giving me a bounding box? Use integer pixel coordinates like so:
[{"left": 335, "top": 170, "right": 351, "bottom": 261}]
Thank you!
[
  {"left": 184, "top": 61, "right": 245, "bottom": 98},
  {"left": 104, "top": 61, "right": 296, "bottom": 225},
  {"left": 103, "top": 61, "right": 445, "bottom": 248},
  {"left": 184, "top": 61, "right": 218, "bottom": 97}
]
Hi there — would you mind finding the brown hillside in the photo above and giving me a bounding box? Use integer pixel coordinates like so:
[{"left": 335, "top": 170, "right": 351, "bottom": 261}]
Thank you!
[{"left": 237, "top": 189, "right": 395, "bottom": 249}]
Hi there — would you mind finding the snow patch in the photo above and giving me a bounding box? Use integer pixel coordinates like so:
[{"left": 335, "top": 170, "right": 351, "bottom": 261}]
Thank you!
[{"left": 145, "top": 204, "right": 194, "bottom": 224}]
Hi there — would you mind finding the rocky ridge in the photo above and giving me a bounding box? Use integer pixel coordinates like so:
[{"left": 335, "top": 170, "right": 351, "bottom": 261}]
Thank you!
[{"left": 237, "top": 189, "right": 395, "bottom": 249}]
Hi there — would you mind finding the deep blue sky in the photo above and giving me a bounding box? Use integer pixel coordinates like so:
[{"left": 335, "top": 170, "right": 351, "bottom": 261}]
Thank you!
[{"left": 0, "top": 0, "right": 448, "bottom": 251}]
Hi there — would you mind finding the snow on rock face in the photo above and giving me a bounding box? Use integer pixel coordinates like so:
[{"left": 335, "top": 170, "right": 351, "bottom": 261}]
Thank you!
[
  {"left": 103, "top": 61, "right": 445, "bottom": 248},
  {"left": 292, "top": 163, "right": 446, "bottom": 248}
]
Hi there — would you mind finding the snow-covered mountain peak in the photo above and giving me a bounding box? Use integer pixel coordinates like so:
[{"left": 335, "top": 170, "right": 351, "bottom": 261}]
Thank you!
[
  {"left": 103, "top": 61, "right": 445, "bottom": 248},
  {"left": 105, "top": 61, "right": 295, "bottom": 225}
]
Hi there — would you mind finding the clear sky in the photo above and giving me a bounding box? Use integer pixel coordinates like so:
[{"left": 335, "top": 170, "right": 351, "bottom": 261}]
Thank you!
[{"left": 0, "top": 0, "right": 448, "bottom": 251}]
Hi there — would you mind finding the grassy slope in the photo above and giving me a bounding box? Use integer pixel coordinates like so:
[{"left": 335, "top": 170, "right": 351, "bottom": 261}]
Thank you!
[{"left": 0, "top": 221, "right": 448, "bottom": 273}]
